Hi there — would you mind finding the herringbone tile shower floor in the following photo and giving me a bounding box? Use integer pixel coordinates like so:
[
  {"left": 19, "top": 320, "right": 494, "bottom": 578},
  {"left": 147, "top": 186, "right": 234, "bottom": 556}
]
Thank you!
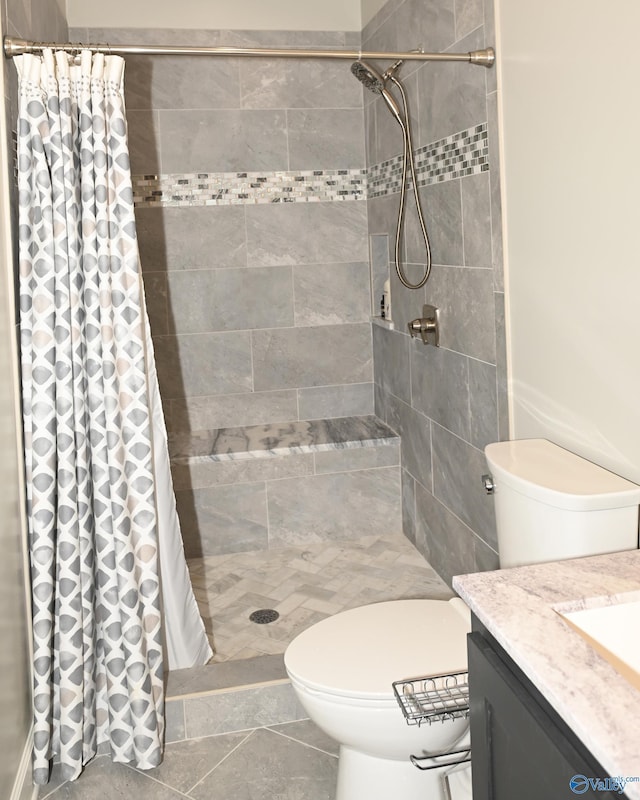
[{"left": 187, "top": 533, "right": 453, "bottom": 663}]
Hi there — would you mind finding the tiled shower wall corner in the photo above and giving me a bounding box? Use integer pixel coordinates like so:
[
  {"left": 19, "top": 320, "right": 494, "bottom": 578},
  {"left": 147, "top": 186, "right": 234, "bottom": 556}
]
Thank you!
[
  {"left": 68, "top": 26, "right": 376, "bottom": 434},
  {"left": 361, "top": 0, "right": 507, "bottom": 584}
]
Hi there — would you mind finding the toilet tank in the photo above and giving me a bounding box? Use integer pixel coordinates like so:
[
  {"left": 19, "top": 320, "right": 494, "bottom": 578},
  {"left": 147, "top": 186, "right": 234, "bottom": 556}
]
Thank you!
[{"left": 485, "top": 439, "right": 640, "bottom": 569}]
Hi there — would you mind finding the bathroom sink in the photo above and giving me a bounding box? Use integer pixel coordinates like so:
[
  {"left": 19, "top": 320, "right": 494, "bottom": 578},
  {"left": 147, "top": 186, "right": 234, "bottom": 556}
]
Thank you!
[{"left": 556, "top": 594, "right": 640, "bottom": 691}]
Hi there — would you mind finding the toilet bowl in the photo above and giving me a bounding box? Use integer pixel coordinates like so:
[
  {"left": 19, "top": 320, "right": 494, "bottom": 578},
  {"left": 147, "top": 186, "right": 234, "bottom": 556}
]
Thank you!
[{"left": 284, "top": 598, "right": 471, "bottom": 800}]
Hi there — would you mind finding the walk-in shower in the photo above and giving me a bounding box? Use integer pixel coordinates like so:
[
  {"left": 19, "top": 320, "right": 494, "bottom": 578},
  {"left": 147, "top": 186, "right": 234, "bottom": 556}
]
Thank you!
[
  {"left": 352, "top": 58, "right": 432, "bottom": 290},
  {"left": 5, "top": 31, "right": 495, "bottom": 673}
]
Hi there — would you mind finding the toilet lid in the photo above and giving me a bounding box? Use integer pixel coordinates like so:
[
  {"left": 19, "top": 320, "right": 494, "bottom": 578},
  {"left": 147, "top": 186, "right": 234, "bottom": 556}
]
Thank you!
[{"left": 284, "top": 599, "right": 470, "bottom": 699}]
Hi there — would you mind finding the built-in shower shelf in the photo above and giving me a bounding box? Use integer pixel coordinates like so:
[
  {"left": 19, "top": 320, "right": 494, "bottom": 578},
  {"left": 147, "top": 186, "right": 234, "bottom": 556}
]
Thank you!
[
  {"left": 371, "top": 315, "right": 395, "bottom": 330},
  {"left": 392, "top": 671, "right": 470, "bottom": 726}
]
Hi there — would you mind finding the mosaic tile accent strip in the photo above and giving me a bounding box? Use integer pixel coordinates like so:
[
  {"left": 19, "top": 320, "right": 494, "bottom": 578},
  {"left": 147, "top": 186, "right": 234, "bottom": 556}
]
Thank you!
[
  {"left": 132, "top": 168, "right": 367, "bottom": 207},
  {"left": 131, "top": 123, "right": 488, "bottom": 208},
  {"left": 368, "top": 123, "right": 489, "bottom": 199}
]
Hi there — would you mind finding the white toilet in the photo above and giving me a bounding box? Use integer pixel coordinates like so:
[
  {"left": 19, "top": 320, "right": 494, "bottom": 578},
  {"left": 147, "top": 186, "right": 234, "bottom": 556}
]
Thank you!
[
  {"left": 284, "top": 438, "right": 640, "bottom": 800},
  {"left": 285, "top": 598, "right": 471, "bottom": 800}
]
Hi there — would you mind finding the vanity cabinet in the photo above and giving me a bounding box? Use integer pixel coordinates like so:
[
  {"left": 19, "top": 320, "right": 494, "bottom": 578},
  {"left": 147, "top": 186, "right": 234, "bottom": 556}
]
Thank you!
[{"left": 468, "top": 620, "right": 629, "bottom": 800}]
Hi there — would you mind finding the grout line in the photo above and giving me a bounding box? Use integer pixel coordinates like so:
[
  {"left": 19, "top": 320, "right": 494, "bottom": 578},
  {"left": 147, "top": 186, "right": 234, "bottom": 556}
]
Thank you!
[
  {"left": 183, "top": 729, "right": 255, "bottom": 796},
  {"left": 265, "top": 724, "right": 339, "bottom": 759},
  {"left": 465, "top": 356, "right": 472, "bottom": 446},
  {"left": 429, "top": 416, "right": 435, "bottom": 494},
  {"left": 126, "top": 768, "right": 195, "bottom": 800}
]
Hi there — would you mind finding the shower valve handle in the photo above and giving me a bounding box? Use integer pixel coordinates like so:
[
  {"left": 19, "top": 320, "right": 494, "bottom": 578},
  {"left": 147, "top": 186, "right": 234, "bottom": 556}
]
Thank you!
[{"left": 408, "top": 304, "right": 440, "bottom": 347}]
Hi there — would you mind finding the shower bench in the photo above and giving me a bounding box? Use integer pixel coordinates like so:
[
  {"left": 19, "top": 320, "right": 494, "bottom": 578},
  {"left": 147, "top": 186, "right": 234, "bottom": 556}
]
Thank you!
[{"left": 168, "top": 415, "right": 402, "bottom": 558}]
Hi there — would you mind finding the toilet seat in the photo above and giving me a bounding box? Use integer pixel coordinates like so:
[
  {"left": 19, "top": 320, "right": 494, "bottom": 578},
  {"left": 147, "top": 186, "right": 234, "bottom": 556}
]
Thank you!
[{"left": 284, "top": 599, "right": 470, "bottom": 700}]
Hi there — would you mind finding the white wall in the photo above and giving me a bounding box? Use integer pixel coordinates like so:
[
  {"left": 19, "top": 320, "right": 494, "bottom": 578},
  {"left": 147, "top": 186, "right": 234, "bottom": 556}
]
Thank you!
[
  {"left": 496, "top": 0, "right": 640, "bottom": 484},
  {"left": 66, "top": 0, "right": 362, "bottom": 30}
]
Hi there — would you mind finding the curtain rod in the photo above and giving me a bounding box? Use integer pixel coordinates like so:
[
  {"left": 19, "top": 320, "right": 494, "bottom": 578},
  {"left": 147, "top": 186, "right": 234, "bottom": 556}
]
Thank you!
[{"left": 3, "top": 36, "right": 495, "bottom": 67}]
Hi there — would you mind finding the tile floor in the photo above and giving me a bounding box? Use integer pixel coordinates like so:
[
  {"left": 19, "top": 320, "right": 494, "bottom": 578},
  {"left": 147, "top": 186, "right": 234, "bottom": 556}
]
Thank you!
[
  {"left": 41, "top": 720, "right": 339, "bottom": 800},
  {"left": 40, "top": 533, "right": 453, "bottom": 798},
  {"left": 187, "top": 533, "right": 453, "bottom": 662}
]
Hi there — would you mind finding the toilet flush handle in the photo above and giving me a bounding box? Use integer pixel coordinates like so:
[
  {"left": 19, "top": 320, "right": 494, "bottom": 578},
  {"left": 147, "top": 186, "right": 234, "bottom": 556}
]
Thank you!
[{"left": 481, "top": 473, "right": 495, "bottom": 495}]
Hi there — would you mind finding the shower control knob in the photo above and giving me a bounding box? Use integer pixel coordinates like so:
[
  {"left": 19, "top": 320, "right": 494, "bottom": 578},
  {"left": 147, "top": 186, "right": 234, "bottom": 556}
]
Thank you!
[{"left": 408, "top": 304, "right": 440, "bottom": 346}]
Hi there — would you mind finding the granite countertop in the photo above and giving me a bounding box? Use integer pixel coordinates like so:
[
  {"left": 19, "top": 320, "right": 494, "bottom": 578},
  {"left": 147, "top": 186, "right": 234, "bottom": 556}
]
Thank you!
[{"left": 453, "top": 550, "right": 640, "bottom": 798}]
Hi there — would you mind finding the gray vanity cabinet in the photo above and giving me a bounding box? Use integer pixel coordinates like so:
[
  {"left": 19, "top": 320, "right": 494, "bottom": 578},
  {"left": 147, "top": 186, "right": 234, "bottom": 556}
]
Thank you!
[{"left": 468, "top": 620, "right": 629, "bottom": 800}]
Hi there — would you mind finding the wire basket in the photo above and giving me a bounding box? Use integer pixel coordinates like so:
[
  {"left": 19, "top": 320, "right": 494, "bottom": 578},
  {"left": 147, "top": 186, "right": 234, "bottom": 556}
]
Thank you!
[{"left": 392, "top": 671, "right": 470, "bottom": 726}]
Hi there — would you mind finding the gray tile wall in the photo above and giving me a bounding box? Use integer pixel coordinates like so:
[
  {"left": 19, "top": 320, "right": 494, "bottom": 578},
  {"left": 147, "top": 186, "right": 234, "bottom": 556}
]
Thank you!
[
  {"left": 70, "top": 27, "right": 375, "bottom": 434},
  {"left": 362, "top": 0, "right": 507, "bottom": 584},
  {"left": 173, "top": 443, "right": 402, "bottom": 558}
]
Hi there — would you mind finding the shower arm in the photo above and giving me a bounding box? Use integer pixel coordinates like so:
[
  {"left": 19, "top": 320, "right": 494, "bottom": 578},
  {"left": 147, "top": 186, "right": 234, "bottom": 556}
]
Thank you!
[{"left": 3, "top": 36, "right": 495, "bottom": 67}]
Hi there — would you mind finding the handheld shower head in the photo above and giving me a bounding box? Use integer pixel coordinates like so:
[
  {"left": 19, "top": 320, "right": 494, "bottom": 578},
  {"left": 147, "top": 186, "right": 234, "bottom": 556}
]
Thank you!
[
  {"left": 350, "top": 60, "right": 384, "bottom": 93},
  {"left": 350, "top": 57, "right": 432, "bottom": 291},
  {"left": 350, "top": 59, "right": 405, "bottom": 128}
]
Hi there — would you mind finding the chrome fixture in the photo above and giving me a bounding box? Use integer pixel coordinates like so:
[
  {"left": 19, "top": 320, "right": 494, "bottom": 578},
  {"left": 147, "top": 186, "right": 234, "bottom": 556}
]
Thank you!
[
  {"left": 2, "top": 36, "right": 495, "bottom": 65},
  {"left": 481, "top": 474, "right": 495, "bottom": 495},
  {"left": 408, "top": 304, "right": 440, "bottom": 347},
  {"left": 352, "top": 58, "right": 432, "bottom": 290},
  {"left": 350, "top": 60, "right": 404, "bottom": 126}
]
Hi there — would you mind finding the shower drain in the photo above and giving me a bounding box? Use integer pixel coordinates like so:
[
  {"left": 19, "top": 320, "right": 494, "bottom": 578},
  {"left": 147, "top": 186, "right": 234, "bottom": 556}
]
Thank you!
[{"left": 249, "top": 608, "right": 280, "bottom": 624}]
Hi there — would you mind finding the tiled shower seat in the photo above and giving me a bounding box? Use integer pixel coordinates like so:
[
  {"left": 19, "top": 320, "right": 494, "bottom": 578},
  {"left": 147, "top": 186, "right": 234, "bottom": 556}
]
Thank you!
[{"left": 169, "top": 416, "right": 402, "bottom": 557}]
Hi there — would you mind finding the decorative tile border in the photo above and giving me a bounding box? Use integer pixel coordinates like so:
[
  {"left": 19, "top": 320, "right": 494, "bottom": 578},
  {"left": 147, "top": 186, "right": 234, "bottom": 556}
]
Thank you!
[
  {"left": 131, "top": 123, "right": 489, "bottom": 208},
  {"left": 132, "top": 169, "right": 367, "bottom": 207},
  {"left": 368, "top": 123, "right": 489, "bottom": 199}
]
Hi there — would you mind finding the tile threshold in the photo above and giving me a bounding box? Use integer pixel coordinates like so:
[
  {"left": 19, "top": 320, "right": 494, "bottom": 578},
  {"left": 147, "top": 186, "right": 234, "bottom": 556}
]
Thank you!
[{"left": 167, "top": 653, "right": 289, "bottom": 700}]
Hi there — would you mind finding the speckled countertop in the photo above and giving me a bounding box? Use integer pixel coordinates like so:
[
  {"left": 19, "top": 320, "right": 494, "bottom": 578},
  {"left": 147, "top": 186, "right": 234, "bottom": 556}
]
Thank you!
[{"left": 453, "top": 550, "right": 640, "bottom": 798}]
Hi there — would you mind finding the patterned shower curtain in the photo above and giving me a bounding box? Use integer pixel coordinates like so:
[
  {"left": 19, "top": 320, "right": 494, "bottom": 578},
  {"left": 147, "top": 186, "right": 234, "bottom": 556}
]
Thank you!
[{"left": 13, "top": 48, "right": 207, "bottom": 784}]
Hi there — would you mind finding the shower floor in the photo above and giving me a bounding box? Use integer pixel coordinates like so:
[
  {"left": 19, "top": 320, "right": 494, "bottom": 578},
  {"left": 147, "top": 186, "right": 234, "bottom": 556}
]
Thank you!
[{"left": 187, "top": 533, "right": 453, "bottom": 663}]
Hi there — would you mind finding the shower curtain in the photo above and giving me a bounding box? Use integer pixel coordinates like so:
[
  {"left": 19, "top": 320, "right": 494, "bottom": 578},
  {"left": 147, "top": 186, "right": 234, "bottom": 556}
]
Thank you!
[{"left": 15, "top": 49, "right": 211, "bottom": 784}]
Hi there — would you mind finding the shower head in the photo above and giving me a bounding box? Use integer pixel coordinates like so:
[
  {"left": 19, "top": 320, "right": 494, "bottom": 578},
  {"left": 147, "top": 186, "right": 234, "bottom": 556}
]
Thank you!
[
  {"left": 351, "top": 59, "right": 405, "bottom": 129},
  {"left": 351, "top": 60, "right": 385, "bottom": 94}
]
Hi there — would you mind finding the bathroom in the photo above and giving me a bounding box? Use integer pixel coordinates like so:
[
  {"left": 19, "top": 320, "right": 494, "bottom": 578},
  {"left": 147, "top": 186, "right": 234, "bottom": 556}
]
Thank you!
[{"left": 1, "top": 0, "right": 639, "bottom": 798}]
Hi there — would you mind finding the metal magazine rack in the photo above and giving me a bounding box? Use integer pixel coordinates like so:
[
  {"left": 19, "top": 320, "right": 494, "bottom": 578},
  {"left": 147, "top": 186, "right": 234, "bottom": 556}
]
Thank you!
[{"left": 392, "top": 671, "right": 471, "bottom": 773}]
